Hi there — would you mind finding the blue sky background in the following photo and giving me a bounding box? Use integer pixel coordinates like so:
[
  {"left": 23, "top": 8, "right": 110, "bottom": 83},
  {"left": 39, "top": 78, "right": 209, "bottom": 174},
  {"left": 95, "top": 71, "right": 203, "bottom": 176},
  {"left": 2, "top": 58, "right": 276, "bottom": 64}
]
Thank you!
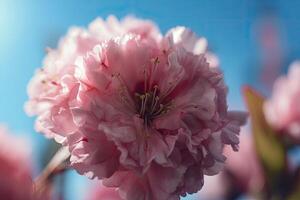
[{"left": 1, "top": 0, "right": 300, "bottom": 199}]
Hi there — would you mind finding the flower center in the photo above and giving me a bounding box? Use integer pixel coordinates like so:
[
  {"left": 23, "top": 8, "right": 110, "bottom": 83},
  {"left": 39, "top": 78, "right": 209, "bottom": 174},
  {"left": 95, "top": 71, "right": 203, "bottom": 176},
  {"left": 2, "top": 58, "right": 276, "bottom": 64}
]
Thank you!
[
  {"left": 114, "top": 58, "right": 174, "bottom": 127},
  {"left": 135, "top": 85, "right": 172, "bottom": 126}
]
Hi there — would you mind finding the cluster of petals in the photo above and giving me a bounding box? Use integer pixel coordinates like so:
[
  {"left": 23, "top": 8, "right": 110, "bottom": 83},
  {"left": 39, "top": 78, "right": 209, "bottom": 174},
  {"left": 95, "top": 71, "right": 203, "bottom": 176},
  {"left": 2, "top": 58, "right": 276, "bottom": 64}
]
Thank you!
[
  {"left": 26, "top": 16, "right": 246, "bottom": 199},
  {"left": 0, "top": 125, "right": 36, "bottom": 200},
  {"left": 25, "top": 15, "right": 161, "bottom": 140},
  {"left": 264, "top": 61, "right": 300, "bottom": 140},
  {"left": 198, "top": 131, "right": 264, "bottom": 200}
]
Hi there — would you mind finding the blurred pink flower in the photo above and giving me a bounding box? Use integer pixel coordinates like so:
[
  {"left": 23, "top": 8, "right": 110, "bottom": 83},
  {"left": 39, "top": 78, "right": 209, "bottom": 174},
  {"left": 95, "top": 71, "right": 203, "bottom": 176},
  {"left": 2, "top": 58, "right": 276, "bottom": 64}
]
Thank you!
[
  {"left": 198, "top": 131, "right": 263, "bottom": 200},
  {"left": 224, "top": 130, "right": 264, "bottom": 193},
  {"left": 26, "top": 16, "right": 246, "bottom": 200},
  {"left": 0, "top": 125, "right": 34, "bottom": 200},
  {"left": 197, "top": 173, "right": 228, "bottom": 200},
  {"left": 88, "top": 182, "right": 122, "bottom": 200},
  {"left": 264, "top": 61, "right": 300, "bottom": 140}
]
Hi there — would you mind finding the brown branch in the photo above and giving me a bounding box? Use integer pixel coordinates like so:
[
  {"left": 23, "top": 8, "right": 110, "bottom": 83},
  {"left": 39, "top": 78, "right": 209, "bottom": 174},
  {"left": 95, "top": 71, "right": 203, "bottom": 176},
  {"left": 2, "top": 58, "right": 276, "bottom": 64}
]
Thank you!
[{"left": 34, "top": 147, "right": 70, "bottom": 194}]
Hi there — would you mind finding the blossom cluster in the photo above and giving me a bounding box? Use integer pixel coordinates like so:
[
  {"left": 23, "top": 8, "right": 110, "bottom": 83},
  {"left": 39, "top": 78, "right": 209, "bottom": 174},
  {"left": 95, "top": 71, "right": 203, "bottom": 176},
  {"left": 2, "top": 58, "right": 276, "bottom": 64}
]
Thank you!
[
  {"left": 264, "top": 61, "right": 300, "bottom": 141},
  {"left": 26, "top": 16, "right": 246, "bottom": 200},
  {"left": 0, "top": 125, "right": 50, "bottom": 200}
]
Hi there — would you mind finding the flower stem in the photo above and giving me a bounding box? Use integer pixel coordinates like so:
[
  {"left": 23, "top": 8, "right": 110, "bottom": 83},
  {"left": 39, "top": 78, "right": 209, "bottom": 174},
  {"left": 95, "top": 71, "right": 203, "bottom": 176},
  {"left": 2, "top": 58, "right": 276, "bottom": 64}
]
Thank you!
[{"left": 34, "top": 147, "right": 70, "bottom": 194}]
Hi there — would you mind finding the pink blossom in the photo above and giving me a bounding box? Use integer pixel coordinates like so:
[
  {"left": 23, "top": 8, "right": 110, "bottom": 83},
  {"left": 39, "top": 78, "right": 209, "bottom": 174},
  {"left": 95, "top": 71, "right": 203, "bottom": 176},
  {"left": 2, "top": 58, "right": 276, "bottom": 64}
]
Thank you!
[
  {"left": 197, "top": 173, "right": 228, "bottom": 200},
  {"left": 264, "top": 61, "right": 300, "bottom": 140},
  {"left": 198, "top": 131, "right": 263, "bottom": 199},
  {"left": 26, "top": 16, "right": 246, "bottom": 199},
  {"left": 163, "top": 26, "right": 219, "bottom": 68},
  {"left": 25, "top": 15, "right": 161, "bottom": 141},
  {"left": 88, "top": 182, "right": 122, "bottom": 200},
  {"left": 0, "top": 126, "right": 53, "bottom": 200},
  {"left": 224, "top": 131, "right": 264, "bottom": 193},
  {"left": 0, "top": 125, "right": 33, "bottom": 200}
]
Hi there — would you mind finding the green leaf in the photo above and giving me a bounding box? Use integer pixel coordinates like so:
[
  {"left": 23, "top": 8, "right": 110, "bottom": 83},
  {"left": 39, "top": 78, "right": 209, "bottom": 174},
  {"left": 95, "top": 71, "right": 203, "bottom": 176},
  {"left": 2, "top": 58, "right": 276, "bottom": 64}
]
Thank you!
[{"left": 243, "top": 86, "right": 286, "bottom": 189}]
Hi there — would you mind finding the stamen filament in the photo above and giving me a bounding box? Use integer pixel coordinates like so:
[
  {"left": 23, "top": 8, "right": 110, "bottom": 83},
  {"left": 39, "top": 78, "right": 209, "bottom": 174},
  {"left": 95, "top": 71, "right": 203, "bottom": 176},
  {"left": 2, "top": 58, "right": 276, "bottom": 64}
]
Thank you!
[
  {"left": 144, "top": 66, "right": 148, "bottom": 93},
  {"left": 139, "top": 95, "right": 145, "bottom": 116},
  {"left": 152, "top": 104, "right": 164, "bottom": 116},
  {"left": 148, "top": 57, "right": 159, "bottom": 88},
  {"left": 150, "top": 85, "right": 158, "bottom": 109},
  {"left": 150, "top": 96, "right": 159, "bottom": 114},
  {"left": 142, "top": 93, "right": 149, "bottom": 116}
]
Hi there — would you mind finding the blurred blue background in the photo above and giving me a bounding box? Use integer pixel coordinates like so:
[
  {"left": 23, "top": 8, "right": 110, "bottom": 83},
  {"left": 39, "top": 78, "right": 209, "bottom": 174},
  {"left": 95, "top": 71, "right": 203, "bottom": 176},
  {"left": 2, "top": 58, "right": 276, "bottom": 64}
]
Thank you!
[{"left": 1, "top": 0, "right": 300, "bottom": 199}]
